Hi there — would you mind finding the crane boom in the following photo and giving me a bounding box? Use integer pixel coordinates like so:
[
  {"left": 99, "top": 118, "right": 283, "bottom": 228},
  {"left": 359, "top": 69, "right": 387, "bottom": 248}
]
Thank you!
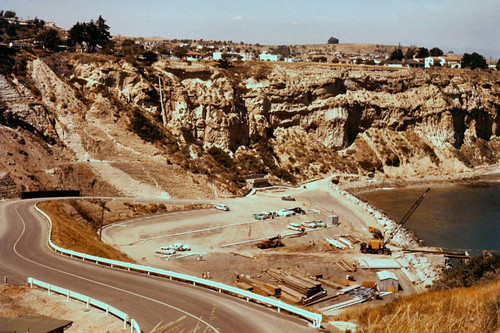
[{"left": 383, "top": 188, "right": 430, "bottom": 247}]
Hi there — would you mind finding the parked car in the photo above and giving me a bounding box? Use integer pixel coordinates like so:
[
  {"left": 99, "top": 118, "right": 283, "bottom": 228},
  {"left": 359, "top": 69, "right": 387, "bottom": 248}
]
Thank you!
[
  {"left": 167, "top": 243, "right": 191, "bottom": 251},
  {"left": 253, "top": 213, "right": 268, "bottom": 220},
  {"left": 215, "top": 203, "right": 230, "bottom": 211},
  {"left": 277, "top": 209, "right": 294, "bottom": 217},
  {"left": 155, "top": 248, "right": 176, "bottom": 255},
  {"left": 290, "top": 207, "right": 306, "bottom": 214},
  {"left": 281, "top": 195, "right": 296, "bottom": 201}
]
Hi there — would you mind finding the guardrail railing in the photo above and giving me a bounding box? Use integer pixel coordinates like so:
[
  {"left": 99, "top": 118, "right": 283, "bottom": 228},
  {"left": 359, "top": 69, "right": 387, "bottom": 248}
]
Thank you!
[
  {"left": 27, "top": 277, "right": 141, "bottom": 333},
  {"left": 34, "top": 203, "right": 322, "bottom": 328}
]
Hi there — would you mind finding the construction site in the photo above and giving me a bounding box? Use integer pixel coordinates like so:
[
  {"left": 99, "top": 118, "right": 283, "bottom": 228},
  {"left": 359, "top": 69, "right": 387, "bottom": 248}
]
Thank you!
[{"left": 103, "top": 178, "right": 454, "bottom": 316}]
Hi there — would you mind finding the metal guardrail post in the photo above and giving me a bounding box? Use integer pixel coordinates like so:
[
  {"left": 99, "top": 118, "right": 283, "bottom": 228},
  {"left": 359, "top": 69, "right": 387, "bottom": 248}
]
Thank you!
[{"left": 27, "top": 277, "right": 141, "bottom": 332}]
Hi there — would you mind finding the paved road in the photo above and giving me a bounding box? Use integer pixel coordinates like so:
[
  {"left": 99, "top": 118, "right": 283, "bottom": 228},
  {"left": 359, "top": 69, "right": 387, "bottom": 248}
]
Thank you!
[{"left": 0, "top": 199, "right": 316, "bottom": 333}]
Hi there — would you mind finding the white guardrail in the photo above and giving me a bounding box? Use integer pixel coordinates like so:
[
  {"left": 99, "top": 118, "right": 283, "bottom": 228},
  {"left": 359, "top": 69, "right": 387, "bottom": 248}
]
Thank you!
[
  {"left": 34, "top": 203, "right": 322, "bottom": 328},
  {"left": 27, "top": 277, "right": 141, "bottom": 333}
]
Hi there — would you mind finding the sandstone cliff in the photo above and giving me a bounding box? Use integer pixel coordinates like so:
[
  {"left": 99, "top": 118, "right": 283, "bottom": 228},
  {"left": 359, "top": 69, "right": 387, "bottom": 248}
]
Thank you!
[{"left": 1, "top": 52, "right": 499, "bottom": 198}]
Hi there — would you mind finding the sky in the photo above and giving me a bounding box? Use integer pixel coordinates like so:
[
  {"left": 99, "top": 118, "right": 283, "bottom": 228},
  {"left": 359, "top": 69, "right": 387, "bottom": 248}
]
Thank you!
[{"left": 3, "top": 0, "right": 499, "bottom": 58}]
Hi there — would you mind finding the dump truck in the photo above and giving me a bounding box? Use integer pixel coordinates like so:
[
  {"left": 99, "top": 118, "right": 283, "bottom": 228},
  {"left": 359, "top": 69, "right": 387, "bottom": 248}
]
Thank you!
[{"left": 257, "top": 235, "right": 283, "bottom": 249}]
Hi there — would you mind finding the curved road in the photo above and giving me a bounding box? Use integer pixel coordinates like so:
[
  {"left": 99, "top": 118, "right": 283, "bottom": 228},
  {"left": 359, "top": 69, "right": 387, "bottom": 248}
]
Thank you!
[{"left": 0, "top": 199, "right": 316, "bottom": 332}]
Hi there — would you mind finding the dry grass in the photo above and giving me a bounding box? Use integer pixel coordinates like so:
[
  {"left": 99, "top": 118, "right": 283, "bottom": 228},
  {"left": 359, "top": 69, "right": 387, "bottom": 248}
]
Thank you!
[
  {"left": 335, "top": 280, "right": 500, "bottom": 333},
  {"left": 38, "top": 201, "right": 135, "bottom": 263},
  {"left": 37, "top": 200, "right": 211, "bottom": 263}
]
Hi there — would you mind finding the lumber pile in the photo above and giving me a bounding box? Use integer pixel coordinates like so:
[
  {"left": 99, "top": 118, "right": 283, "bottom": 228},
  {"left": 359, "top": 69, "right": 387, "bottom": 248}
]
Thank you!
[
  {"left": 262, "top": 269, "right": 325, "bottom": 302},
  {"left": 336, "top": 259, "right": 356, "bottom": 272},
  {"left": 237, "top": 275, "right": 281, "bottom": 297}
]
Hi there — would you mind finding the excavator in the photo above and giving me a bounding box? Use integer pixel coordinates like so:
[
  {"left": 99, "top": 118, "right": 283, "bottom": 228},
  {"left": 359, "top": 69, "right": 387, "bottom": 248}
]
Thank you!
[{"left": 360, "top": 188, "right": 430, "bottom": 256}]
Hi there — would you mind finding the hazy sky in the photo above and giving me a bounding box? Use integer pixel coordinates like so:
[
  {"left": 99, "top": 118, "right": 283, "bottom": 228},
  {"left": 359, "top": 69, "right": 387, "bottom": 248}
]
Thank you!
[{"left": 3, "top": 0, "right": 499, "bottom": 58}]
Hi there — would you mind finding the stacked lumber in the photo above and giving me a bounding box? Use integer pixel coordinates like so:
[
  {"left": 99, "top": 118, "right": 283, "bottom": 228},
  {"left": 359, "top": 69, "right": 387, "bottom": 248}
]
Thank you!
[
  {"left": 238, "top": 275, "right": 281, "bottom": 297},
  {"left": 331, "top": 276, "right": 350, "bottom": 286},
  {"left": 336, "top": 259, "right": 356, "bottom": 272},
  {"left": 342, "top": 234, "right": 357, "bottom": 244},
  {"left": 317, "top": 278, "right": 343, "bottom": 289},
  {"left": 282, "top": 275, "right": 323, "bottom": 297},
  {"left": 262, "top": 269, "right": 325, "bottom": 302},
  {"left": 280, "top": 285, "right": 305, "bottom": 303},
  {"left": 236, "top": 282, "right": 254, "bottom": 291}
]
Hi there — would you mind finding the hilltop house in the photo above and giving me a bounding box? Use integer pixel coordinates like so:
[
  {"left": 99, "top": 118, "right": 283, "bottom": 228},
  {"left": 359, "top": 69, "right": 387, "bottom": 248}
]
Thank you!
[
  {"left": 186, "top": 51, "right": 204, "bottom": 61},
  {"left": 424, "top": 56, "right": 446, "bottom": 68},
  {"left": 259, "top": 51, "right": 279, "bottom": 61}
]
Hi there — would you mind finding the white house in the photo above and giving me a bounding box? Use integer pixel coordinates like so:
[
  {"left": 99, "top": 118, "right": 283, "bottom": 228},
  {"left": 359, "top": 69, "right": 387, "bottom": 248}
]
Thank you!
[
  {"left": 425, "top": 56, "right": 446, "bottom": 68},
  {"left": 259, "top": 51, "right": 279, "bottom": 61},
  {"left": 212, "top": 51, "right": 223, "bottom": 60},
  {"left": 186, "top": 51, "right": 204, "bottom": 61}
]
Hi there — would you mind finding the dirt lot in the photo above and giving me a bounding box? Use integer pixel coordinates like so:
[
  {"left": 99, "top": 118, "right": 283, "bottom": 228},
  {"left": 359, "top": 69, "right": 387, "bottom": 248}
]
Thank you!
[{"left": 103, "top": 178, "right": 440, "bottom": 312}]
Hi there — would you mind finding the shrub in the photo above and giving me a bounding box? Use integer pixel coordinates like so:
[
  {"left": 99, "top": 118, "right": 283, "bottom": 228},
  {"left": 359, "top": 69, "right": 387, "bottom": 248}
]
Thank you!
[
  {"left": 207, "top": 146, "right": 233, "bottom": 169},
  {"left": 432, "top": 254, "right": 500, "bottom": 290},
  {"left": 127, "top": 107, "right": 167, "bottom": 144}
]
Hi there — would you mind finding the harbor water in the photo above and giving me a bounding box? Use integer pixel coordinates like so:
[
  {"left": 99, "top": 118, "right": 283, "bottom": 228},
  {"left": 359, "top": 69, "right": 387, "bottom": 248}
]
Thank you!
[{"left": 357, "top": 177, "right": 500, "bottom": 255}]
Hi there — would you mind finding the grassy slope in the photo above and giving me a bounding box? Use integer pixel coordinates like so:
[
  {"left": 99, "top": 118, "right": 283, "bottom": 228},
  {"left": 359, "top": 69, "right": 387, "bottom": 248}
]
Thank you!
[
  {"left": 335, "top": 280, "right": 500, "bottom": 333},
  {"left": 38, "top": 201, "right": 135, "bottom": 263}
]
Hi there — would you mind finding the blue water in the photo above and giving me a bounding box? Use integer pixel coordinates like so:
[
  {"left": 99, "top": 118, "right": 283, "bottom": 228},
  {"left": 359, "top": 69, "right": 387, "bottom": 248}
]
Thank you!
[{"left": 357, "top": 179, "right": 500, "bottom": 254}]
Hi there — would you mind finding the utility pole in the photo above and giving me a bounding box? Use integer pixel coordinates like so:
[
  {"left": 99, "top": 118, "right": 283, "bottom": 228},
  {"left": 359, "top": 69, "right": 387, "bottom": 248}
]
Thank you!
[{"left": 99, "top": 201, "right": 106, "bottom": 240}]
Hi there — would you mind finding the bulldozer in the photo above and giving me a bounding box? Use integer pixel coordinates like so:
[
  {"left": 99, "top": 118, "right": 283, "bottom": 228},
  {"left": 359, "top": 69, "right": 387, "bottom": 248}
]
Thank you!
[
  {"left": 257, "top": 235, "right": 284, "bottom": 249},
  {"left": 360, "top": 188, "right": 430, "bottom": 256}
]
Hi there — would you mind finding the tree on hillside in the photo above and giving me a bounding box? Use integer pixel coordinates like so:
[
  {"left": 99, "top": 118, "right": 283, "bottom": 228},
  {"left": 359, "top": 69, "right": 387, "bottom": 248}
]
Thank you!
[
  {"left": 496, "top": 59, "right": 500, "bottom": 69},
  {"left": 405, "top": 46, "right": 417, "bottom": 59},
  {"left": 389, "top": 47, "right": 404, "bottom": 61},
  {"left": 327, "top": 37, "right": 339, "bottom": 44},
  {"left": 275, "top": 45, "right": 291, "bottom": 58},
  {"left": 36, "top": 29, "right": 61, "bottom": 50},
  {"left": 67, "top": 16, "right": 111, "bottom": 52},
  {"left": 140, "top": 51, "right": 158, "bottom": 65},
  {"left": 67, "top": 22, "right": 87, "bottom": 46},
  {"left": 430, "top": 47, "right": 444, "bottom": 56},
  {"left": 416, "top": 47, "right": 430, "bottom": 58},
  {"left": 4, "top": 10, "right": 16, "bottom": 18},
  {"left": 95, "top": 15, "right": 110, "bottom": 47},
  {"left": 461, "top": 52, "right": 488, "bottom": 70}
]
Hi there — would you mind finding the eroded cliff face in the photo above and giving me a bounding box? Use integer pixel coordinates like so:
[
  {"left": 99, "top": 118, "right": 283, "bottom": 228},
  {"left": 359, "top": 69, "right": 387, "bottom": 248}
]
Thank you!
[{"left": 1, "top": 53, "right": 499, "bottom": 197}]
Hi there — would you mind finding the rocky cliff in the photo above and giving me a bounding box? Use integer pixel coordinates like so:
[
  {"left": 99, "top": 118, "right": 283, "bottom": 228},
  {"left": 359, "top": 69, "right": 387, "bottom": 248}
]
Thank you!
[{"left": 1, "top": 52, "right": 499, "bottom": 198}]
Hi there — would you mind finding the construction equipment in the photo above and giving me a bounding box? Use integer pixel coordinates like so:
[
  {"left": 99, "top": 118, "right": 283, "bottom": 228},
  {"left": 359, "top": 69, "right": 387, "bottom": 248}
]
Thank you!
[
  {"left": 368, "top": 226, "right": 384, "bottom": 239},
  {"left": 257, "top": 235, "right": 284, "bottom": 249},
  {"left": 361, "top": 188, "right": 430, "bottom": 256}
]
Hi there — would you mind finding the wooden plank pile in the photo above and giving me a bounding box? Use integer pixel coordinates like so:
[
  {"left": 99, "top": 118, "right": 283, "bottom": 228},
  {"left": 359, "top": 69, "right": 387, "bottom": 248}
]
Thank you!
[
  {"left": 262, "top": 269, "right": 325, "bottom": 303},
  {"left": 336, "top": 258, "right": 356, "bottom": 272},
  {"left": 237, "top": 275, "right": 281, "bottom": 297}
]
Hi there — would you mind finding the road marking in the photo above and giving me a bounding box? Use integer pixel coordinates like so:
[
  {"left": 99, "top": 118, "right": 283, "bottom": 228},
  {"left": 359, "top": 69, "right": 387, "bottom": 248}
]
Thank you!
[{"left": 12, "top": 205, "right": 220, "bottom": 333}]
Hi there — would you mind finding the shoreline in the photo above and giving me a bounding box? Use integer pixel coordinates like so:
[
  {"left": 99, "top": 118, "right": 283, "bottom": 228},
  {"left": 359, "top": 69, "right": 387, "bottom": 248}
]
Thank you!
[{"left": 340, "top": 164, "right": 500, "bottom": 194}]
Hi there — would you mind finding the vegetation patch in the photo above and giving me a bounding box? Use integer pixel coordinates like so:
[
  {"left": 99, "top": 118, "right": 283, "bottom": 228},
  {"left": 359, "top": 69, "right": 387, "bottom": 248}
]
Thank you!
[
  {"left": 336, "top": 279, "right": 500, "bottom": 333},
  {"left": 38, "top": 201, "right": 134, "bottom": 262}
]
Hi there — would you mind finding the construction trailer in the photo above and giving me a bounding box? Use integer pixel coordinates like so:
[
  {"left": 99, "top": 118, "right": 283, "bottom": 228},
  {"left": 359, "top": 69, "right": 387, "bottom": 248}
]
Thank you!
[{"left": 376, "top": 270, "right": 400, "bottom": 292}]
